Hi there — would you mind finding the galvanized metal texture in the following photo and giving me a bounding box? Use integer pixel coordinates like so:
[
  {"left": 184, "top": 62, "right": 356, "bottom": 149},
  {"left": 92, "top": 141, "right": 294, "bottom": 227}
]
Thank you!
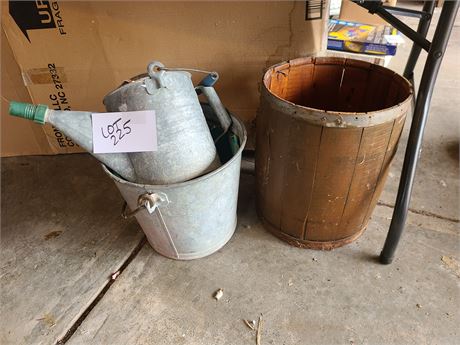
[
  {"left": 196, "top": 86, "right": 232, "bottom": 135},
  {"left": 256, "top": 56, "right": 413, "bottom": 249},
  {"left": 103, "top": 61, "right": 223, "bottom": 185},
  {"left": 104, "top": 113, "right": 247, "bottom": 260},
  {"left": 46, "top": 110, "right": 137, "bottom": 182}
]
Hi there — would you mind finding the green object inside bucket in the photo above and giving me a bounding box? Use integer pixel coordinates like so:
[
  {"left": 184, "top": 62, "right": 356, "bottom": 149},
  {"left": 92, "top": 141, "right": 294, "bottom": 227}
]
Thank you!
[
  {"left": 202, "top": 102, "right": 240, "bottom": 163},
  {"left": 228, "top": 133, "right": 240, "bottom": 156}
]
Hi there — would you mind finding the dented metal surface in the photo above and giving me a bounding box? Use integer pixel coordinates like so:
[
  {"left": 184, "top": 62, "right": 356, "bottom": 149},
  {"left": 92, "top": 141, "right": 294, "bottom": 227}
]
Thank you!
[
  {"left": 103, "top": 61, "right": 224, "bottom": 185},
  {"left": 104, "top": 113, "right": 247, "bottom": 260}
]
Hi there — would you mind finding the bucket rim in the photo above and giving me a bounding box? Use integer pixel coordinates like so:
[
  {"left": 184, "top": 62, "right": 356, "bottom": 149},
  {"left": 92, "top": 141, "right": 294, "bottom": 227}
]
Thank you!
[
  {"left": 102, "top": 113, "right": 247, "bottom": 189},
  {"left": 262, "top": 56, "right": 413, "bottom": 128}
]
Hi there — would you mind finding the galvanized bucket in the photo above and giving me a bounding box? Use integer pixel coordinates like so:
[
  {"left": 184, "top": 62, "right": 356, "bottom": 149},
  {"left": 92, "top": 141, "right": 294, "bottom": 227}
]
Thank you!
[
  {"left": 103, "top": 61, "right": 225, "bottom": 185},
  {"left": 103, "top": 109, "right": 246, "bottom": 260}
]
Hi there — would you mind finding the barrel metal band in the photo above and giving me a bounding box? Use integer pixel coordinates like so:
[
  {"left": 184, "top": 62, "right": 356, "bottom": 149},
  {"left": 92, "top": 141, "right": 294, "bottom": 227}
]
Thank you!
[{"left": 261, "top": 86, "right": 412, "bottom": 128}]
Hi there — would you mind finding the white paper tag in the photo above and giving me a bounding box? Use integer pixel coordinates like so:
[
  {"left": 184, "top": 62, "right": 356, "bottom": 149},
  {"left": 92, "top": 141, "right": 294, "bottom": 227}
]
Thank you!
[
  {"left": 384, "top": 34, "right": 405, "bottom": 45},
  {"left": 91, "top": 110, "right": 157, "bottom": 154}
]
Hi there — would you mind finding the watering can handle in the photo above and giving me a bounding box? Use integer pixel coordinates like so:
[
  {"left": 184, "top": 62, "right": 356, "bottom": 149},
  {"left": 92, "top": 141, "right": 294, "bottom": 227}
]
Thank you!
[
  {"left": 145, "top": 61, "right": 232, "bottom": 132},
  {"left": 121, "top": 192, "right": 169, "bottom": 219},
  {"left": 196, "top": 85, "right": 232, "bottom": 135}
]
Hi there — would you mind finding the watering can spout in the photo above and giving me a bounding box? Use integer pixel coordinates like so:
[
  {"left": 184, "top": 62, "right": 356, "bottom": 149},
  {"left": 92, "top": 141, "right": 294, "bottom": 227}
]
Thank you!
[
  {"left": 9, "top": 101, "right": 48, "bottom": 124},
  {"left": 8, "top": 100, "right": 138, "bottom": 182}
]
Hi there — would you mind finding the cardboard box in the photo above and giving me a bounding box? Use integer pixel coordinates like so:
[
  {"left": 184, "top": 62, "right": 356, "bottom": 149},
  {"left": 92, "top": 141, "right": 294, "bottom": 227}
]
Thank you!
[
  {"left": 2, "top": 1, "right": 325, "bottom": 156},
  {"left": 339, "top": 0, "right": 385, "bottom": 26},
  {"left": 328, "top": 19, "right": 398, "bottom": 56},
  {"left": 339, "top": 0, "right": 398, "bottom": 25},
  {"left": 2, "top": 29, "right": 55, "bottom": 156}
]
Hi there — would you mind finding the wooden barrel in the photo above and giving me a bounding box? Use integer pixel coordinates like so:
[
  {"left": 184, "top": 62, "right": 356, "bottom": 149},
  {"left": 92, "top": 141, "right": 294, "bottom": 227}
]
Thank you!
[{"left": 256, "top": 57, "right": 413, "bottom": 250}]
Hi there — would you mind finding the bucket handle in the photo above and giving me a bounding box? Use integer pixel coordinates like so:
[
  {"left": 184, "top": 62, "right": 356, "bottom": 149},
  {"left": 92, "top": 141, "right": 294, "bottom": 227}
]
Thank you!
[
  {"left": 121, "top": 191, "right": 179, "bottom": 259},
  {"left": 121, "top": 192, "right": 169, "bottom": 219},
  {"left": 146, "top": 61, "right": 221, "bottom": 92}
]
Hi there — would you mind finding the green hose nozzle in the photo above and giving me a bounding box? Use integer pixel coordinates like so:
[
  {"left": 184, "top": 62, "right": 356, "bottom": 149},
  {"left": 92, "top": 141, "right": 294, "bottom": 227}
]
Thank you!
[{"left": 9, "top": 101, "right": 48, "bottom": 124}]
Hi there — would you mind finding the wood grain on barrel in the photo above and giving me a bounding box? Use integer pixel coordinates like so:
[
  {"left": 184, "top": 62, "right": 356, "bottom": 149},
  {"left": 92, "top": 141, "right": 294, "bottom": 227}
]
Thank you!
[
  {"left": 386, "top": 77, "right": 409, "bottom": 108},
  {"left": 309, "top": 63, "right": 344, "bottom": 111},
  {"left": 284, "top": 64, "right": 314, "bottom": 104},
  {"left": 279, "top": 120, "right": 322, "bottom": 238},
  {"left": 338, "top": 122, "right": 394, "bottom": 238},
  {"left": 257, "top": 57, "right": 411, "bottom": 248},
  {"left": 385, "top": 79, "right": 400, "bottom": 109},
  {"left": 304, "top": 127, "right": 362, "bottom": 241},
  {"left": 364, "top": 67, "right": 393, "bottom": 111},
  {"left": 256, "top": 103, "right": 291, "bottom": 229},
  {"left": 362, "top": 115, "right": 406, "bottom": 227},
  {"left": 337, "top": 64, "right": 371, "bottom": 112},
  {"left": 269, "top": 65, "right": 289, "bottom": 99},
  {"left": 255, "top": 101, "right": 270, "bottom": 217}
]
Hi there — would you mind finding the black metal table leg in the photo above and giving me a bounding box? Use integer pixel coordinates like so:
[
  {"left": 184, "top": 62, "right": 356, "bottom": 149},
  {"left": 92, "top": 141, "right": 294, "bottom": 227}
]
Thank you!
[
  {"left": 379, "top": 0, "right": 460, "bottom": 264},
  {"left": 403, "top": 1, "right": 436, "bottom": 86}
]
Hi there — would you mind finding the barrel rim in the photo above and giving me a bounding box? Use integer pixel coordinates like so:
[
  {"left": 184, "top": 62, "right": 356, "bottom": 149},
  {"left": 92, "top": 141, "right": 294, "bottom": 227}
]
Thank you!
[
  {"left": 103, "top": 113, "right": 247, "bottom": 189},
  {"left": 262, "top": 56, "right": 413, "bottom": 128}
]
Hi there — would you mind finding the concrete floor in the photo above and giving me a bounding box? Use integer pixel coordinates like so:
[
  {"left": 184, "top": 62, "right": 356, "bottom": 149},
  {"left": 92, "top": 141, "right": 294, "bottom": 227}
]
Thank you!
[{"left": 1, "top": 4, "right": 459, "bottom": 345}]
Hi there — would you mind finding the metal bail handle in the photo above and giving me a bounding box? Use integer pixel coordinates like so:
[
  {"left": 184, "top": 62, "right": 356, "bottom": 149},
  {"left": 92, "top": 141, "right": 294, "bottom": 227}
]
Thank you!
[{"left": 121, "top": 192, "right": 170, "bottom": 219}]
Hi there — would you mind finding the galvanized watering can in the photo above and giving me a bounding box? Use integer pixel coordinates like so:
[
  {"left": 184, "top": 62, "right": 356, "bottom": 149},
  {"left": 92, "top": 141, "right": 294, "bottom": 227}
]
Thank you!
[
  {"left": 103, "top": 61, "right": 231, "bottom": 185},
  {"left": 104, "top": 104, "right": 247, "bottom": 260}
]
